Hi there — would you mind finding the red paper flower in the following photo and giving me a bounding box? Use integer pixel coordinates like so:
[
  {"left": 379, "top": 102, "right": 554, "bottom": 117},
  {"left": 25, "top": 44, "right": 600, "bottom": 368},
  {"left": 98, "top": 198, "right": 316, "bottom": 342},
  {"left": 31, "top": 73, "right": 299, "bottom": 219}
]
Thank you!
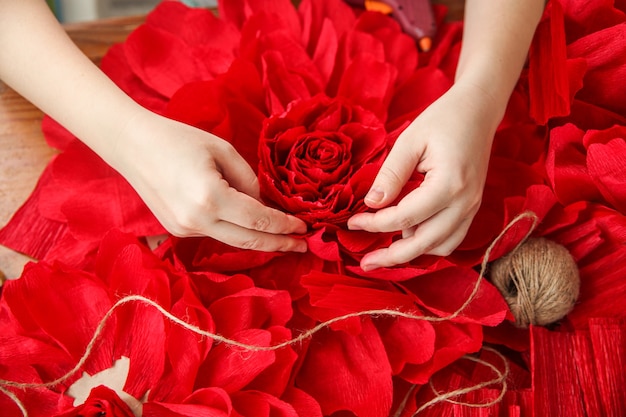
[
  {"left": 5, "top": 0, "right": 626, "bottom": 416},
  {"left": 259, "top": 94, "right": 387, "bottom": 226},
  {"left": 55, "top": 386, "right": 135, "bottom": 417}
]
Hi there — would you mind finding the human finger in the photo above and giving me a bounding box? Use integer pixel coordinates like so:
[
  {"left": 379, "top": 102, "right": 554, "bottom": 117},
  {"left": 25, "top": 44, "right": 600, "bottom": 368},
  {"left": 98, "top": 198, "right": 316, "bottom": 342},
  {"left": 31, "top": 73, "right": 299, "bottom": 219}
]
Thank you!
[
  {"left": 216, "top": 186, "right": 308, "bottom": 235},
  {"left": 348, "top": 178, "right": 450, "bottom": 233},
  {"left": 361, "top": 135, "right": 420, "bottom": 209},
  {"left": 359, "top": 208, "right": 473, "bottom": 270},
  {"left": 206, "top": 219, "right": 308, "bottom": 253}
]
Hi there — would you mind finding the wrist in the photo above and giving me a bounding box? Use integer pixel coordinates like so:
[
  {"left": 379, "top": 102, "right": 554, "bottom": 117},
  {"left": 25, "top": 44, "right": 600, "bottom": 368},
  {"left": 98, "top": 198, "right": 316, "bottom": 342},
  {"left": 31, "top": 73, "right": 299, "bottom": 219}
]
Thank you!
[
  {"left": 107, "top": 105, "right": 156, "bottom": 174},
  {"left": 448, "top": 79, "right": 508, "bottom": 132}
]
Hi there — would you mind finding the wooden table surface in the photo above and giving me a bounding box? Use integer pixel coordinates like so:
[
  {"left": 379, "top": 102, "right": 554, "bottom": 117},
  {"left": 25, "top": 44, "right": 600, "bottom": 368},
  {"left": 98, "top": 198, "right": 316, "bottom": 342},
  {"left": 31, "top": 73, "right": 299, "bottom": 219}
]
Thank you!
[{"left": 0, "top": 2, "right": 463, "bottom": 281}]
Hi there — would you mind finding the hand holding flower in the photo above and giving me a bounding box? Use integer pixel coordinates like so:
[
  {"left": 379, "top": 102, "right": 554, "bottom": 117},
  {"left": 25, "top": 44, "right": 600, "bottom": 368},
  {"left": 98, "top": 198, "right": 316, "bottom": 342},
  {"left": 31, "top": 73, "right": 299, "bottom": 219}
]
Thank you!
[
  {"left": 347, "top": 82, "right": 498, "bottom": 269},
  {"left": 116, "top": 108, "right": 308, "bottom": 253},
  {"left": 348, "top": 0, "right": 545, "bottom": 270}
]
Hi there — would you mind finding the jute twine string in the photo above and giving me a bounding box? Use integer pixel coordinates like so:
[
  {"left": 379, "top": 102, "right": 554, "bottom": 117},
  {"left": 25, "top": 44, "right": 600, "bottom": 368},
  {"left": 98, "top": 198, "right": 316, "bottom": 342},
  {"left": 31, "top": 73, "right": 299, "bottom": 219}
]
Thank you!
[
  {"left": 0, "top": 211, "right": 538, "bottom": 416},
  {"left": 391, "top": 346, "right": 509, "bottom": 417},
  {"left": 490, "top": 237, "right": 580, "bottom": 328},
  {"left": 414, "top": 346, "right": 510, "bottom": 415}
]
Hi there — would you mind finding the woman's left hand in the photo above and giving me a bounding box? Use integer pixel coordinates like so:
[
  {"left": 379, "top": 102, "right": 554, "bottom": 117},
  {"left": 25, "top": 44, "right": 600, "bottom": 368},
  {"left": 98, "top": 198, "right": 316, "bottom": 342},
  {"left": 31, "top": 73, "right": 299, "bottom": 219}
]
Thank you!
[{"left": 347, "top": 81, "right": 501, "bottom": 271}]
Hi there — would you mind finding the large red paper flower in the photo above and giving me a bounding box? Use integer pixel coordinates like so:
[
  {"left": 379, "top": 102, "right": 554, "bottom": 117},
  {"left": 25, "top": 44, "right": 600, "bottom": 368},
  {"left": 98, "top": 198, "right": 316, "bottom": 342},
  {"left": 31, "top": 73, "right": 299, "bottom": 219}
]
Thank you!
[{"left": 4, "top": 0, "right": 626, "bottom": 415}]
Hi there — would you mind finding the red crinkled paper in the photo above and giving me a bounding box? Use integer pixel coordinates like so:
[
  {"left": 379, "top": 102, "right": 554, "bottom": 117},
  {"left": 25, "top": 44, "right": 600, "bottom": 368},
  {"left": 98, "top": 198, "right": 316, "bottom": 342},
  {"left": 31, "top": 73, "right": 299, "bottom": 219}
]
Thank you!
[{"left": 2, "top": 0, "right": 626, "bottom": 415}]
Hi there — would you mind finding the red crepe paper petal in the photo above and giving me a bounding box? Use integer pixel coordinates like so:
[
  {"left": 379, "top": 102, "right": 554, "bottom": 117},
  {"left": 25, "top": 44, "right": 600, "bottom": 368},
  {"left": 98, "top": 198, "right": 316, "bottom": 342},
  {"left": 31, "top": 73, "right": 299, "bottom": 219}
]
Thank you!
[
  {"left": 298, "top": 0, "right": 356, "bottom": 58},
  {"left": 309, "top": 17, "right": 339, "bottom": 84},
  {"left": 483, "top": 320, "right": 531, "bottom": 352},
  {"left": 125, "top": 25, "right": 207, "bottom": 98},
  {"left": 424, "top": 19, "right": 463, "bottom": 75},
  {"left": 398, "top": 321, "right": 483, "bottom": 385},
  {"left": 560, "top": 0, "right": 626, "bottom": 42},
  {"left": 568, "top": 23, "right": 626, "bottom": 117},
  {"left": 531, "top": 320, "right": 626, "bottom": 416},
  {"left": 295, "top": 319, "right": 393, "bottom": 417},
  {"left": 0, "top": 333, "right": 72, "bottom": 377},
  {"left": 261, "top": 50, "right": 314, "bottom": 114},
  {"left": 387, "top": 67, "right": 452, "bottom": 130},
  {"left": 545, "top": 123, "right": 603, "bottom": 205},
  {"left": 0, "top": 166, "right": 71, "bottom": 262},
  {"left": 567, "top": 242, "right": 626, "bottom": 327},
  {"left": 280, "top": 387, "right": 323, "bottom": 417},
  {"left": 401, "top": 267, "right": 508, "bottom": 326},
  {"left": 241, "top": 19, "right": 324, "bottom": 92},
  {"left": 335, "top": 228, "right": 393, "bottom": 255},
  {"left": 298, "top": 0, "right": 356, "bottom": 56},
  {"left": 300, "top": 271, "right": 415, "bottom": 327},
  {"left": 195, "top": 329, "right": 275, "bottom": 393},
  {"left": 456, "top": 184, "right": 557, "bottom": 266},
  {"left": 190, "top": 239, "right": 281, "bottom": 273},
  {"left": 143, "top": 387, "right": 232, "bottom": 417},
  {"left": 586, "top": 138, "right": 626, "bottom": 213},
  {"left": 326, "top": 26, "right": 384, "bottom": 97},
  {"left": 208, "top": 287, "right": 293, "bottom": 337},
  {"left": 244, "top": 327, "right": 298, "bottom": 397},
  {"left": 39, "top": 141, "right": 116, "bottom": 221},
  {"left": 248, "top": 252, "right": 324, "bottom": 300},
  {"left": 111, "top": 308, "right": 167, "bottom": 400},
  {"left": 377, "top": 316, "right": 436, "bottom": 374},
  {"left": 39, "top": 233, "right": 99, "bottom": 270},
  {"left": 168, "top": 4, "right": 239, "bottom": 61},
  {"left": 100, "top": 241, "right": 170, "bottom": 303},
  {"left": 346, "top": 256, "right": 452, "bottom": 281},
  {"left": 38, "top": 142, "right": 164, "bottom": 242},
  {"left": 220, "top": 0, "right": 301, "bottom": 37},
  {"left": 231, "top": 390, "right": 301, "bottom": 417},
  {"left": 188, "top": 272, "right": 256, "bottom": 307},
  {"left": 354, "top": 11, "right": 418, "bottom": 86},
  {"left": 337, "top": 55, "right": 396, "bottom": 120},
  {"left": 529, "top": 1, "right": 577, "bottom": 125},
  {"left": 0, "top": 369, "right": 61, "bottom": 417},
  {"left": 305, "top": 228, "right": 341, "bottom": 261},
  {"left": 3, "top": 263, "right": 114, "bottom": 373},
  {"left": 124, "top": 3, "right": 240, "bottom": 99},
  {"left": 100, "top": 44, "right": 168, "bottom": 114},
  {"left": 559, "top": 97, "right": 626, "bottom": 131},
  {"left": 152, "top": 280, "right": 214, "bottom": 402}
]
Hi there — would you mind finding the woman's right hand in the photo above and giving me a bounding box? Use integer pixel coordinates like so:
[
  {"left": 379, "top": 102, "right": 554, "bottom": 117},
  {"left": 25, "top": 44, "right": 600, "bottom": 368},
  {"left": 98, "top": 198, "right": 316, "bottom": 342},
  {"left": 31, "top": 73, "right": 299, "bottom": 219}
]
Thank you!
[{"left": 114, "top": 109, "right": 308, "bottom": 253}]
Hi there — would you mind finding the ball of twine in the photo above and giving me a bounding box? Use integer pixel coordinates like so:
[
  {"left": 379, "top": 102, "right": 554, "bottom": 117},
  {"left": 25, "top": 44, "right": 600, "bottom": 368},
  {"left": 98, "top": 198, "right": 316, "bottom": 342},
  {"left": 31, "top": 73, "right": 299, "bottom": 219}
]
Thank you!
[{"left": 490, "top": 237, "right": 580, "bottom": 328}]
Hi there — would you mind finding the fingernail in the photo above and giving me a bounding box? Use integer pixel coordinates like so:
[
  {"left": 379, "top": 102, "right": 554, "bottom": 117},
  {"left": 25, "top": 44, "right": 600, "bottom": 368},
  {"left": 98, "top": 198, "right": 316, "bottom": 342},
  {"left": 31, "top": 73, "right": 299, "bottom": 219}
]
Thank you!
[
  {"left": 295, "top": 242, "right": 308, "bottom": 253},
  {"left": 347, "top": 219, "right": 362, "bottom": 231},
  {"left": 294, "top": 223, "right": 308, "bottom": 234},
  {"left": 365, "top": 187, "right": 385, "bottom": 204},
  {"left": 361, "top": 263, "right": 380, "bottom": 272}
]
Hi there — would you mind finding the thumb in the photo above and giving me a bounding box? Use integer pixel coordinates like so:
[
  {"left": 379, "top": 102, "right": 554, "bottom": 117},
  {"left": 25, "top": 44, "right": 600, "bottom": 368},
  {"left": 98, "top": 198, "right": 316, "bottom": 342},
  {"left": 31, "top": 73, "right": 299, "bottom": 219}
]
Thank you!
[{"left": 365, "top": 145, "right": 419, "bottom": 209}]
